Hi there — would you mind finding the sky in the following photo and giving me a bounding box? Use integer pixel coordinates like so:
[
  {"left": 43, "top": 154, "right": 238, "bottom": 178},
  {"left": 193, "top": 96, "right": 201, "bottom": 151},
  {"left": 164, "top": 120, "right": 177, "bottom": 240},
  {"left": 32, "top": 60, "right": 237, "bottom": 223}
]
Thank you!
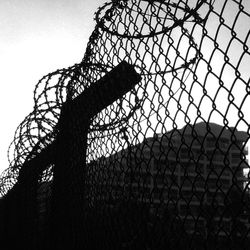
[{"left": 0, "top": 0, "right": 106, "bottom": 173}]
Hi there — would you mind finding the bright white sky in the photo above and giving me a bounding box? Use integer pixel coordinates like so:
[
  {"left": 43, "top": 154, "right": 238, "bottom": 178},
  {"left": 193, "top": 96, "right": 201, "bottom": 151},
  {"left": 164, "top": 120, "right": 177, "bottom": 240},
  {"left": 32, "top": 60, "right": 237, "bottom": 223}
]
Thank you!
[{"left": 0, "top": 0, "right": 106, "bottom": 173}]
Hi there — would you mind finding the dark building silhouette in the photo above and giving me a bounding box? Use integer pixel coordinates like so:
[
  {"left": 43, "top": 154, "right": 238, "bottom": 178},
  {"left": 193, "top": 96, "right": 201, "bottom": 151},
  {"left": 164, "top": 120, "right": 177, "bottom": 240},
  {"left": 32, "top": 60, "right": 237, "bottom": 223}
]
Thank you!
[{"left": 86, "top": 122, "right": 250, "bottom": 237}]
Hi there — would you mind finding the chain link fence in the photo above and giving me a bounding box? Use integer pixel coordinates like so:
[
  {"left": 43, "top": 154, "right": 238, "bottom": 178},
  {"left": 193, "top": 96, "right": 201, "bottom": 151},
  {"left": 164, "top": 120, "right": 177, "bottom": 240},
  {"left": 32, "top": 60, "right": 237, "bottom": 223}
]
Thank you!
[{"left": 0, "top": 0, "right": 250, "bottom": 249}]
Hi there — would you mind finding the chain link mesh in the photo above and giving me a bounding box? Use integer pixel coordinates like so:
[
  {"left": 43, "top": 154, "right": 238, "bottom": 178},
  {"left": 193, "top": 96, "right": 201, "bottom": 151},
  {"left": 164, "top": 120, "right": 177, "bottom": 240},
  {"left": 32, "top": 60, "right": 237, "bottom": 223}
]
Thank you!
[{"left": 0, "top": 0, "right": 250, "bottom": 249}]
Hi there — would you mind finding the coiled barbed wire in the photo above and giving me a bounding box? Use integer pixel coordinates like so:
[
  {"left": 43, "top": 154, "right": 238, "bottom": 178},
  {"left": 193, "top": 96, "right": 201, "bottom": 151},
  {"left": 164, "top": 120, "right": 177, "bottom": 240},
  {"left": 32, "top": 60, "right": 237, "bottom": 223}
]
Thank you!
[
  {"left": 0, "top": 0, "right": 210, "bottom": 196},
  {"left": 0, "top": 0, "right": 249, "bottom": 211}
]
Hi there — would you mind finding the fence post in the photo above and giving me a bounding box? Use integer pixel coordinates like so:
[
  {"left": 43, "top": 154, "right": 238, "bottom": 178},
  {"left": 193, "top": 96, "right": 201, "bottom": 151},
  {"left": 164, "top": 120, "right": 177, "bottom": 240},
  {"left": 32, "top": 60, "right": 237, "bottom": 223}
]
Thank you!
[{"left": 50, "top": 61, "right": 141, "bottom": 249}]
